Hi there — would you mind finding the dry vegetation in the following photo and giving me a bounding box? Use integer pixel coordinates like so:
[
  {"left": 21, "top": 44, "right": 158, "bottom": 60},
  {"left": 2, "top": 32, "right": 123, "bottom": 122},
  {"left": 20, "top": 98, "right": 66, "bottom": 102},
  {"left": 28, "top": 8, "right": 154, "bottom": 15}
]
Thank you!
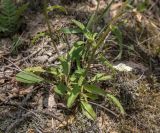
[{"left": 0, "top": 0, "right": 160, "bottom": 132}]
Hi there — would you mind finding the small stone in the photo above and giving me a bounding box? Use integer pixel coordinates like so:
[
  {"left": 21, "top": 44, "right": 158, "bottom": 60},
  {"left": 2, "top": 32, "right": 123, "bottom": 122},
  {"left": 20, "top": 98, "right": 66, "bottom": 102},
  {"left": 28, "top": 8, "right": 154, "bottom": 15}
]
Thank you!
[
  {"left": 48, "top": 94, "right": 56, "bottom": 110},
  {"left": 89, "top": 0, "right": 98, "bottom": 7},
  {"left": 113, "top": 63, "right": 133, "bottom": 72}
]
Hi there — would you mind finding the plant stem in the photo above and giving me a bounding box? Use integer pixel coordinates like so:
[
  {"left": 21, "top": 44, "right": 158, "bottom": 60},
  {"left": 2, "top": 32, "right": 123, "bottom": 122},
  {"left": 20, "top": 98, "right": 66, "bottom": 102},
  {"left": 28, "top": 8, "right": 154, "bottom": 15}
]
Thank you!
[
  {"left": 43, "top": 0, "right": 60, "bottom": 56},
  {"left": 85, "top": 4, "right": 126, "bottom": 74}
]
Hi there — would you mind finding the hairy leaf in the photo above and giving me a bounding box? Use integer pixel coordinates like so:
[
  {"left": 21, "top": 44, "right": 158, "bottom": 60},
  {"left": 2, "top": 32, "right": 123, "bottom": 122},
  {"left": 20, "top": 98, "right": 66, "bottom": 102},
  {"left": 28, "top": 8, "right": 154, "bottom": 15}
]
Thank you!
[
  {"left": 67, "top": 85, "right": 80, "bottom": 108},
  {"left": 61, "top": 28, "right": 82, "bottom": 34},
  {"left": 72, "top": 19, "right": 85, "bottom": 31},
  {"left": 16, "top": 71, "right": 44, "bottom": 84},
  {"left": 54, "top": 83, "right": 67, "bottom": 95},
  {"left": 59, "top": 56, "right": 70, "bottom": 76},
  {"left": 106, "top": 94, "right": 125, "bottom": 115},
  {"left": 84, "top": 84, "right": 106, "bottom": 96},
  {"left": 25, "top": 66, "right": 45, "bottom": 73},
  {"left": 91, "top": 73, "right": 112, "bottom": 82},
  {"left": 69, "top": 41, "right": 84, "bottom": 60},
  {"left": 47, "top": 5, "right": 67, "bottom": 13},
  {"left": 83, "top": 93, "right": 98, "bottom": 100},
  {"left": 81, "top": 101, "right": 96, "bottom": 120},
  {"left": 84, "top": 85, "right": 124, "bottom": 115}
]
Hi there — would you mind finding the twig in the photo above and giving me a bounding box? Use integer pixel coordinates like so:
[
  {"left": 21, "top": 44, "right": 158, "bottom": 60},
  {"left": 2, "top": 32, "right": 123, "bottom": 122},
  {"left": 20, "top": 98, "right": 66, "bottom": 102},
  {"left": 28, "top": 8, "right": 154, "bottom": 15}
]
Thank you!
[
  {"left": 39, "top": 110, "right": 64, "bottom": 123},
  {"left": 20, "top": 86, "right": 38, "bottom": 107},
  {"left": 88, "top": 101, "right": 119, "bottom": 117},
  {"left": 15, "top": 47, "right": 42, "bottom": 65},
  {"left": 43, "top": 0, "right": 60, "bottom": 56},
  {"left": 2, "top": 57, "right": 22, "bottom": 71},
  {"left": 6, "top": 112, "right": 32, "bottom": 133}
]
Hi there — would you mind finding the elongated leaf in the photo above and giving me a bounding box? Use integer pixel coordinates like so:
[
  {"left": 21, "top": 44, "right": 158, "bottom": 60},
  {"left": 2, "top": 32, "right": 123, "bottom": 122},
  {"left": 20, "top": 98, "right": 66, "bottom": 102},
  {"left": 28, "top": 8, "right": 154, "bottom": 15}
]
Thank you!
[
  {"left": 59, "top": 57, "right": 70, "bottom": 76},
  {"left": 54, "top": 83, "right": 67, "bottom": 95},
  {"left": 61, "top": 28, "right": 82, "bottom": 34},
  {"left": 81, "top": 101, "right": 96, "bottom": 120},
  {"left": 75, "top": 68, "right": 85, "bottom": 75},
  {"left": 84, "top": 85, "right": 125, "bottom": 115},
  {"left": 47, "top": 5, "right": 67, "bottom": 13},
  {"left": 96, "top": 0, "right": 114, "bottom": 23},
  {"left": 24, "top": 66, "right": 45, "bottom": 73},
  {"left": 69, "top": 41, "right": 84, "bottom": 60},
  {"left": 83, "top": 93, "right": 98, "bottom": 100},
  {"left": 81, "top": 105, "right": 94, "bottom": 120},
  {"left": 16, "top": 71, "right": 44, "bottom": 84},
  {"left": 46, "top": 67, "right": 59, "bottom": 76},
  {"left": 70, "top": 73, "right": 77, "bottom": 82},
  {"left": 86, "top": 12, "right": 96, "bottom": 30},
  {"left": 84, "top": 84, "right": 106, "bottom": 96},
  {"left": 31, "top": 32, "right": 46, "bottom": 44},
  {"left": 91, "top": 73, "right": 112, "bottom": 82},
  {"left": 78, "top": 76, "right": 85, "bottom": 86},
  {"left": 67, "top": 85, "right": 80, "bottom": 108},
  {"left": 106, "top": 94, "right": 125, "bottom": 115},
  {"left": 99, "top": 54, "right": 114, "bottom": 69},
  {"left": 72, "top": 19, "right": 85, "bottom": 30}
]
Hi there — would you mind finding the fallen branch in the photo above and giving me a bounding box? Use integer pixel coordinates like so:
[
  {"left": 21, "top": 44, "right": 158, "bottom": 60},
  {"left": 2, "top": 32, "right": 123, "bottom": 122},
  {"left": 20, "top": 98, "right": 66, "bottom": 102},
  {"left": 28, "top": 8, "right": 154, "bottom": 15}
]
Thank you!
[{"left": 88, "top": 101, "right": 119, "bottom": 118}]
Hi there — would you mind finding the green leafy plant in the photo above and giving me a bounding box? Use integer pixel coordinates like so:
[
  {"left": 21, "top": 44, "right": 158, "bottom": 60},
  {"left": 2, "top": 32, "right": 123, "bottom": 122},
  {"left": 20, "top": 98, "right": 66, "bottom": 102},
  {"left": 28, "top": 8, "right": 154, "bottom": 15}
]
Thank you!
[
  {"left": 0, "top": 0, "right": 28, "bottom": 36},
  {"left": 16, "top": 1, "right": 127, "bottom": 120},
  {"left": 31, "top": 32, "right": 47, "bottom": 45}
]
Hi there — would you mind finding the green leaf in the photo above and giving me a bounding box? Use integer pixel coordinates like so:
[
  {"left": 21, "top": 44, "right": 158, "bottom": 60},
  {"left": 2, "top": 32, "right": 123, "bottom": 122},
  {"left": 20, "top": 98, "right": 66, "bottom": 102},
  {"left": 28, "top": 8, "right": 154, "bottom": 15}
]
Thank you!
[
  {"left": 81, "top": 101, "right": 96, "bottom": 120},
  {"left": 72, "top": 19, "right": 85, "bottom": 31},
  {"left": 75, "top": 68, "right": 85, "bottom": 75},
  {"left": 59, "top": 56, "right": 70, "bottom": 76},
  {"left": 99, "top": 55, "right": 114, "bottom": 70},
  {"left": 24, "top": 66, "right": 45, "bottom": 73},
  {"left": 83, "top": 93, "right": 98, "bottom": 100},
  {"left": 16, "top": 71, "right": 44, "bottom": 84},
  {"left": 70, "top": 73, "right": 77, "bottom": 82},
  {"left": 97, "top": 0, "right": 114, "bottom": 23},
  {"left": 31, "top": 32, "right": 46, "bottom": 44},
  {"left": 54, "top": 83, "right": 67, "bottom": 95},
  {"left": 86, "top": 12, "right": 96, "bottom": 30},
  {"left": 106, "top": 94, "right": 125, "bottom": 115},
  {"left": 84, "top": 85, "right": 125, "bottom": 115},
  {"left": 47, "top": 5, "right": 67, "bottom": 13},
  {"left": 67, "top": 85, "right": 80, "bottom": 108},
  {"left": 61, "top": 28, "right": 82, "bottom": 34},
  {"left": 46, "top": 67, "right": 59, "bottom": 76},
  {"left": 78, "top": 76, "right": 85, "bottom": 86},
  {"left": 91, "top": 73, "right": 112, "bottom": 82},
  {"left": 84, "top": 84, "right": 106, "bottom": 96},
  {"left": 69, "top": 41, "right": 84, "bottom": 60}
]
